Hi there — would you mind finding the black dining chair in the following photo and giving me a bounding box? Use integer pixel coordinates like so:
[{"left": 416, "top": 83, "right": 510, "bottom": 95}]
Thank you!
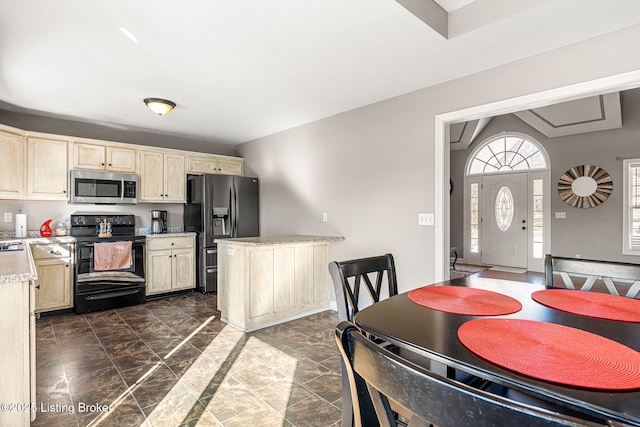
[
  {"left": 328, "top": 253, "right": 398, "bottom": 322},
  {"left": 329, "top": 253, "right": 398, "bottom": 427},
  {"left": 545, "top": 254, "right": 640, "bottom": 298},
  {"left": 335, "top": 321, "right": 609, "bottom": 427}
]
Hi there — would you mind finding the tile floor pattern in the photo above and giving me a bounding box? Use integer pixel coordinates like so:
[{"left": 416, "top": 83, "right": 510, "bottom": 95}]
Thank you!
[{"left": 32, "top": 294, "right": 343, "bottom": 427}]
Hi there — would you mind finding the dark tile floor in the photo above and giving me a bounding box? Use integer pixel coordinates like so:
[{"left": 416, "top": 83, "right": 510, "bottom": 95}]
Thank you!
[{"left": 32, "top": 294, "right": 342, "bottom": 427}]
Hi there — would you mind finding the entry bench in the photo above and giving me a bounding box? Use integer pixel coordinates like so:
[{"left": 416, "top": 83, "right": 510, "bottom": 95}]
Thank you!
[{"left": 544, "top": 254, "right": 640, "bottom": 298}]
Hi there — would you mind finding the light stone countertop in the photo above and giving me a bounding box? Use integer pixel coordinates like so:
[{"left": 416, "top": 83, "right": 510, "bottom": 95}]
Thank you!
[
  {"left": 0, "top": 236, "right": 76, "bottom": 284},
  {"left": 142, "top": 232, "right": 196, "bottom": 238},
  {"left": 0, "top": 243, "right": 37, "bottom": 284},
  {"left": 214, "top": 235, "right": 344, "bottom": 246}
]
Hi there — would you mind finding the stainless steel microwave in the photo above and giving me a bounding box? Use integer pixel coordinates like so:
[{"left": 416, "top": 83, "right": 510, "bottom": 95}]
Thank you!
[{"left": 69, "top": 170, "right": 138, "bottom": 204}]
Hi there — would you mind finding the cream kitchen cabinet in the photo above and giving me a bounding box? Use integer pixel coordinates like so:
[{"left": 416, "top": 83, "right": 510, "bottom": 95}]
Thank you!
[
  {"left": 26, "top": 137, "right": 69, "bottom": 200},
  {"left": 0, "top": 279, "right": 35, "bottom": 426},
  {"left": 0, "top": 127, "right": 25, "bottom": 198},
  {"left": 187, "top": 154, "right": 243, "bottom": 176},
  {"left": 139, "top": 151, "right": 186, "bottom": 202},
  {"left": 146, "top": 234, "right": 195, "bottom": 295},
  {"left": 31, "top": 242, "right": 74, "bottom": 312},
  {"left": 72, "top": 142, "right": 136, "bottom": 173},
  {"left": 217, "top": 236, "right": 343, "bottom": 331}
]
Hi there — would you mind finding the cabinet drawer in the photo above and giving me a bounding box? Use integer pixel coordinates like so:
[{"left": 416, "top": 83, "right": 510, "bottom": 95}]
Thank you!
[
  {"left": 30, "top": 243, "right": 74, "bottom": 260},
  {"left": 147, "top": 236, "right": 194, "bottom": 251}
]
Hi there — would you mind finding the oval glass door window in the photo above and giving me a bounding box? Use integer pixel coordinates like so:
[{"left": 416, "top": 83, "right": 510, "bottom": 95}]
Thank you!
[{"left": 495, "top": 186, "right": 514, "bottom": 231}]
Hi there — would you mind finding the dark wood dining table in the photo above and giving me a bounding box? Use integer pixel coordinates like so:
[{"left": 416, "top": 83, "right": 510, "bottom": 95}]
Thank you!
[{"left": 353, "top": 276, "right": 640, "bottom": 426}]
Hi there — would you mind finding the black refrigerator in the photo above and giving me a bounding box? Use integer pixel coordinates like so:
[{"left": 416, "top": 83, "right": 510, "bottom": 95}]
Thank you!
[{"left": 184, "top": 174, "right": 259, "bottom": 293}]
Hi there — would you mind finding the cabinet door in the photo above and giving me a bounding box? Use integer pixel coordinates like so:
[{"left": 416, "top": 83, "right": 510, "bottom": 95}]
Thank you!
[
  {"left": 34, "top": 258, "right": 72, "bottom": 312},
  {"left": 172, "top": 248, "right": 195, "bottom": 290},
  {"left": 218, "top": 158, "right": 243, "bottom": 176},
  {"left": 0, "top": 130, "right": 25, "bottom": 198},
  {"left": 164, "top": 154, "right": 186, "bottom": 202},
  {"left": 146, "top": 250, "right": 173, "bottom": 294},
  {"left": 188, "top": 155, "right": 218, "bottom": 174},
  {"left": 139, "top": 151, "right": 165, "bottom": 202},
  {"left": 248, "top": 249, "right": 274, "bottom": 318},
  {"left": 293, "top": 246, "right": 313, "bottom": 307},
  {"left": 72, "top": 142, "right": 106, "bottom": 170},
  {"left": 107, "top": 146, "right": 136, "bottom": 172},
  {"left": 27, "top": 138, "right": 68, "bottom": 200}
]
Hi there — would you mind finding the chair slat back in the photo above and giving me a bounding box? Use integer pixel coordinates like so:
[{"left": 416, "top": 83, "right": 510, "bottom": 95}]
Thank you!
[
  {"left": 329, "top": 254, "right": 398, "bottom": 322},
  {"left": 545, "top": 254, "right": 640, "bottom": 298},
  {"left": 335, "top": 321, "right": 607, "bottom": 427}
]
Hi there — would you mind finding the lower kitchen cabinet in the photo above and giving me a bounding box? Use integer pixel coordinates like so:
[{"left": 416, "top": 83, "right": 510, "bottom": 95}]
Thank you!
[
  {"left": 31, "top": 242, "right": 74, "bottom": 312},
  {"left": 146, "top": 234, "right": 195, "bottom": 295},
  {"left": 0, "top": 279, "right": 35, "bottom": 426},
  {"left": 218, "top": 237, "right": 340, "bottom": 332}
]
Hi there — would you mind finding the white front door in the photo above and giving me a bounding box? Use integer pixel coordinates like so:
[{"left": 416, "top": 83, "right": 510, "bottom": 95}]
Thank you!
[{"left": 481, "top": 173, "right": 528, "bottom": 268}]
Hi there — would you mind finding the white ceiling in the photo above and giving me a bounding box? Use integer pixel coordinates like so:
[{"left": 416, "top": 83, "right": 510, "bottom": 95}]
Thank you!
[{"left": 1, "top": 0, "right": 640, "bottom": 146}]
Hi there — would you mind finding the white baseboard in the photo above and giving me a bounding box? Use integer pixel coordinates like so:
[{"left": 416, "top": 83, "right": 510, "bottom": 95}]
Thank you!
[{"left": 329, "top": 301, "right": 337, "bottom": 311}]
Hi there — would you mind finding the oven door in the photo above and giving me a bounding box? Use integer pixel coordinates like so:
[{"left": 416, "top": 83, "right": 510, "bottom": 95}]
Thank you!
[{"left": 74, "top": 237, "right": 146, "bottom": 313}]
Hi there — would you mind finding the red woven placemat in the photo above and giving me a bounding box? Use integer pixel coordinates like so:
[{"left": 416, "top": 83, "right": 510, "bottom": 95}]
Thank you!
[
  {"left": 408, "top": 286, "right": 522, "bottom": 316},
  {"left": 458, "top": 318, "right": 640, "bottom": 390},
  {"left": 532, "top": 289, "right": 640, "bottom": 323}
]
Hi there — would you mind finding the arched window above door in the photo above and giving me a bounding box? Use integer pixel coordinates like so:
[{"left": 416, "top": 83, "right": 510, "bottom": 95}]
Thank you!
[{"left": 467, "top": 134, "right": 548, "bottom": 175}]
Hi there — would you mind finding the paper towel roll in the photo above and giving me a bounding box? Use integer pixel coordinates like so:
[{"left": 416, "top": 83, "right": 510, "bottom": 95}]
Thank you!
[{"left": 15, "top": 214, "right": 27, "bottom": 238}]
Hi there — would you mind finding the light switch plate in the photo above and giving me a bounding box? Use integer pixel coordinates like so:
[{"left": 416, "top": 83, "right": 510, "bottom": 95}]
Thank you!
[
  {"left": 3, "top": 213, "right": 11, "bottom": 222},
  {"left": 322, "top": 213, "right": 328, "bottom": 222},
  {"left": 419, "top": 213, "right": 434, "bottom": 226}
]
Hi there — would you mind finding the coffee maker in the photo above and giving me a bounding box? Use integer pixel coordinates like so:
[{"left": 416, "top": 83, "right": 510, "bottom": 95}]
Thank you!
[{"left": 150, "top": 210, "right": 167, "bottom": 234}]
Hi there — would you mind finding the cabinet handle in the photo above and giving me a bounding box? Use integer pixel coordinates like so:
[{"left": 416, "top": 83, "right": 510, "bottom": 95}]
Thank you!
[
  {"left": 109, "top": 163, "right": 112, "bottom": 166},
  {"left": 174, "top": 254, "right": 177, "bottom": 257},
  {"left": 63, "top": 190, "right": 67, "bottom": 193},
  {"left": 101, "top": 163, "right": 105, "bottom": 166},
  {"left": 169, "top": 255, "right": 172, "bottom": 259},
  {"left": 65, "top": 264, "right": 69, "bottom": 267},
  {"left": 35, "top": 285, "right": 40, "bottom": 289},
  {"left": 171, "top": 242, "right": 174, "bottom": 245}
]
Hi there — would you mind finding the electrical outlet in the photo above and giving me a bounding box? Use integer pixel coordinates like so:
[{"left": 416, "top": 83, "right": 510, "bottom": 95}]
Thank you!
[
  {"left": 322, "top": 213, "right": 328, "bottom": 222},
  {"left": 3, "top": 213, "right": 12, "bottom": 222},
  {"left": 555, "top": 212, "right": 566, "bottom": 219},
  {"left": 575, "top": 254, "right": 581, "bottom": 258}
]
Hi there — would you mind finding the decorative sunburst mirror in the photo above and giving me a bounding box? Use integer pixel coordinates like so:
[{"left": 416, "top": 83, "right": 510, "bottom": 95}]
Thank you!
[{"left": 558, "top": 165, "right": 612, "bottom": 208}]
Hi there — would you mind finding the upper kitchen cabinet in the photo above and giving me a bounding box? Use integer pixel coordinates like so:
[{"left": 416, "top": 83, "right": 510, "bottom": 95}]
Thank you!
[
  {"left": 26, "top": 137, "right": 69, "bottom": 200},
  {"left": 187, "top": 154, "right": 243, "bottom": 176},
  {"left": 71, "top": 142, "right": 136, "bottom": 173},
  {"left": 0, "top": 126, "right": 25, "bottom": 199},
  {"left": 139, "top": 150, "right": 186, "bottom": 202}
]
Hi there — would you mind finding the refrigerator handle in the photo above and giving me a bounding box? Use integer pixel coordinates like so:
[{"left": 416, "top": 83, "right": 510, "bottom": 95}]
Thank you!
[
  {"left": 230, "top": 184, "right": 236, "bottom": 238},
  {"left": 233, "top": 181, "right": 240, "bottom": 237}
]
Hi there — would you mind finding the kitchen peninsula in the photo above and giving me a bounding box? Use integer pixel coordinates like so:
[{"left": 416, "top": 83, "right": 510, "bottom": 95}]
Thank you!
[
  {"left": 0, "top": 246, "right": 37, "bottom": 427},
  {"left": 216, "top": 235, "right": 344, "bottom": 331}
]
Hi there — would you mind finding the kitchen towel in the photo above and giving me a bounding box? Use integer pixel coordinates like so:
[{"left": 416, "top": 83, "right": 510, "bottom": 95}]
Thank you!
[{"left": 93, "top": 241, "right": 133, "bottom": 271}]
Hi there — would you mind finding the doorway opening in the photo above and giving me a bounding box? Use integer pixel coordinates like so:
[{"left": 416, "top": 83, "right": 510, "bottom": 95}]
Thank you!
[
  {"left": 463, "top": 133, "right": 550, "bottom": 272},
  {"left": 434, "top": 69, "right": 640, "bottom": 281}
]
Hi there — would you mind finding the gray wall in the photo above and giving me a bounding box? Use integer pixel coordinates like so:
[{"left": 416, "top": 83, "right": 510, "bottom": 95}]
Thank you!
[
  {"left": 0, "top": 105, "right": 238, "bottom": 233},
  {"left": 238, "top": 24, "right": 640, "bottom": 293},
  {"left": 0, "top": 109, "right": 237, "bottom": 156},
  {"left": 0, "top": 200, "right": 184, "bottom": 233},
  {"left": 450, "top": 88, "right": 640, "bottom": 263}
]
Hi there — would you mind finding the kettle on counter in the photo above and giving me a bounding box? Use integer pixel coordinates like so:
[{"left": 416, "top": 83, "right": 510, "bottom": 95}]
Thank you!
[{"left": 40, "top": 219, "right": 53, "bottom": 237}]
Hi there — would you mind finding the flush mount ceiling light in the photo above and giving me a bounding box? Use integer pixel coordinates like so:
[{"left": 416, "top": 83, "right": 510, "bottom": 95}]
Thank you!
[{"left": 143, "top": 98, "right": 176, "bottom": 115}]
